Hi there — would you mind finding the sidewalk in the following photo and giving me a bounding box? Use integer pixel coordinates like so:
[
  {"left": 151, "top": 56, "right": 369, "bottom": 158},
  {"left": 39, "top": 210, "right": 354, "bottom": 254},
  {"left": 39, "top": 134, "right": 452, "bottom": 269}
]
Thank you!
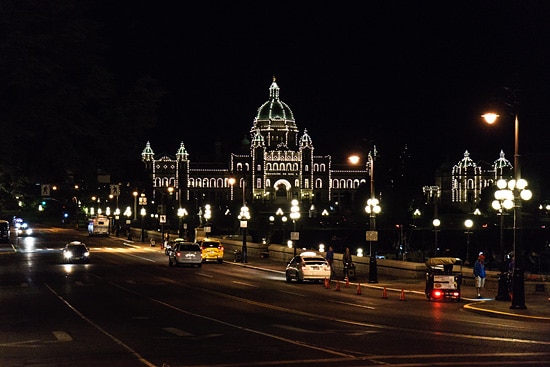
[{"left": 229, "top": 255, "right": 550, "bottom": 322}]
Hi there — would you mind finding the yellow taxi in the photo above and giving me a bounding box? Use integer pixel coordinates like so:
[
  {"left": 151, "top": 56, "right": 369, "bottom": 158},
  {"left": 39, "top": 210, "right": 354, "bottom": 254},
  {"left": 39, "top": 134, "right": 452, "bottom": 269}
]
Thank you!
[{"left": 199, "top": 239, "right": 224, "bottom": 263}]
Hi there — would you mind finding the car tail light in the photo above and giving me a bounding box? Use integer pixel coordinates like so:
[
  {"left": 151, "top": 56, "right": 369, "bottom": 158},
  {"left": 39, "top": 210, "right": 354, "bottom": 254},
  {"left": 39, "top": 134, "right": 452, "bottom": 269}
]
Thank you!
[
  {"left": 432, "top": 290, "right": 443, "bottom": 299},
  {"left": 176, "top": 251, "right": 181, "bottom": 257},
  {"left": 219, "top": 245, "right": 224, "bottom": 250},
  {"left": 452, "top": 291, "right": 460, "bottom": 297}
]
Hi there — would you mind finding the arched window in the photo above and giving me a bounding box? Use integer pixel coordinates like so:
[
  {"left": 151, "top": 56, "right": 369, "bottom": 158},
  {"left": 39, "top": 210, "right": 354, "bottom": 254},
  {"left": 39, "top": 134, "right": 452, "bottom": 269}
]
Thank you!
[
  {"left": 315, "top": 178, "right": 323, "bottom": 188},
  {"left": 304, "top": 164, "right": 309, "bottom": 172},
  {"left": 266, "top": 179, "right": 271, "bottom": 188}
]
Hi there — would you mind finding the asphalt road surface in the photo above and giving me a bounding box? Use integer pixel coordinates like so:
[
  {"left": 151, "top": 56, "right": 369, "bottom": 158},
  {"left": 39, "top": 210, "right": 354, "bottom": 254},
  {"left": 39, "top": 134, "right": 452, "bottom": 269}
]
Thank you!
[{"left": 1, "top": 227, "right": 549, "bottom": 367}]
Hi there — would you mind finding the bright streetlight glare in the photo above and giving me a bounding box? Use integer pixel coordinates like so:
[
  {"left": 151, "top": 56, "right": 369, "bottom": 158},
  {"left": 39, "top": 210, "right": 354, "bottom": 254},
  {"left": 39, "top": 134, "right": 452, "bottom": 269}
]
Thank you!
[{"left": 482, "top": 113, "right": 499, "bottom": 124}]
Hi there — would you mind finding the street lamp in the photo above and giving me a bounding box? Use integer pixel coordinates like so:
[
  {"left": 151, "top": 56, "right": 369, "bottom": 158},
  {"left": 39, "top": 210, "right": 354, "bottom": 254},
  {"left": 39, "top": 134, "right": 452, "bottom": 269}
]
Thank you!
[
  {"left": 140, "top": 207, "right": 146, "bottom": 242},
  {"left": 290, "top": 199, "right": 300, "bottom": 257},
  {"left": 177, "top": 207, "right": 188, "bottom": 238},
  {"left": 238, "top": 205, "right": 250, "bottom": 263},
  {"left": 483, "top": 110, "right": 532, "bottom": 309},
  {"left": 124, "top": 206, "right": 132, "bottom": 240},
  {"left": 432, "top": 218, "right": 441, "bottom": 256},
  {"left": 365, "top": 197, "right": 381, "bottom": 283},
  {"left": 132, "top": 191, "right": 138, "bottom": 220},
  {"left": 492, "top": 179, "right": 515, "bottom": 262},
  {"left": 464, "top": 219, "right": 473, "bottom": 264}
]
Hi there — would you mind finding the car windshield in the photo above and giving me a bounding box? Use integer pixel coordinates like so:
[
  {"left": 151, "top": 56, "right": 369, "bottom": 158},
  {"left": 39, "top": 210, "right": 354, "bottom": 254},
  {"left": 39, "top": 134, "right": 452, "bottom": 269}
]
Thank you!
[
  {"left": 202, "top": 242, "right": 219, "bottom": 248},
  {"left": 68, "top": 245, "right": 87, "bottom": 252},
  {"left": 302, "top": 257, "right": 326, "bottom": 265},
  {"left": 179, "top": 244, "right": 199, "bottom": 251}
]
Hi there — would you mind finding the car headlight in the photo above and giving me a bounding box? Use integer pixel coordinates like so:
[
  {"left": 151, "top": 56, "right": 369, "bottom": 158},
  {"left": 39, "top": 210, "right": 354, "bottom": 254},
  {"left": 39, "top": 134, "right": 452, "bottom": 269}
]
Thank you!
[{"left": 64, "top": 252, "right": 73, "bottom": 259}]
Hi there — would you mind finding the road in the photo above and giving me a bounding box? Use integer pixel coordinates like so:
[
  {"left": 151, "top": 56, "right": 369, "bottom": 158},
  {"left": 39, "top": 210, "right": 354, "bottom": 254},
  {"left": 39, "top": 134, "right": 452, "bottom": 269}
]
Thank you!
[{"left": 1, "top": 227, "right": 549, "bottom": 366}]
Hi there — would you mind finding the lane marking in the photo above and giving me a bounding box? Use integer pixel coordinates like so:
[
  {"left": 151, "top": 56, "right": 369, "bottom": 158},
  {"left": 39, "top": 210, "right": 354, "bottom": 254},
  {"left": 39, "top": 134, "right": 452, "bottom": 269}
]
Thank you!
[{"left": 44, "top": 283, "right": 156, "bottom": 367}]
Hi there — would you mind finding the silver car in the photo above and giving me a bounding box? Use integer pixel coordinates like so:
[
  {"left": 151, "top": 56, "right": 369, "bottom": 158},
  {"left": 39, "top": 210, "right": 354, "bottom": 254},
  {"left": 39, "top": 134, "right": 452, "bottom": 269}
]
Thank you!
[
  {"left": 285, "top": 251, "right": 331, "bottom": 283},
  {"left": 168, "top": 242, "right": 202, "bottom": 267}
]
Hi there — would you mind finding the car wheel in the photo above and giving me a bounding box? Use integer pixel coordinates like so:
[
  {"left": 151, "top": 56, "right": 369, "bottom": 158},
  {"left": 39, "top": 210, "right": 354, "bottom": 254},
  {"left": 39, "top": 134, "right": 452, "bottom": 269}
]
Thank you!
[
  {"left": 285, "top": 272, "right": 292, "bottom": 283},
  {"left": 197, "top": 263, "right": 202, "bottom": 268},
  {"left": 217, "top": 258, "right": 223, "bottom": 264},
  {"left": 297, "top": 273, "right": 304, "bottom": 283},
  {"left": 169, "top": 258, "right": 173, "bottom": 267}
]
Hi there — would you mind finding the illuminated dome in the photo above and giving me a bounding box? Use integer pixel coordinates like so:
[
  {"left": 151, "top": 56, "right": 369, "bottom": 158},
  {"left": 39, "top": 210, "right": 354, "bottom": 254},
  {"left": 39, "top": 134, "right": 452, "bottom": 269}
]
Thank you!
[
  {"left": 253, "top": 77, "right": 296, "bottom": 126},
  {"left": 252, "top": 77, "right": 299, "bottom": 150}
]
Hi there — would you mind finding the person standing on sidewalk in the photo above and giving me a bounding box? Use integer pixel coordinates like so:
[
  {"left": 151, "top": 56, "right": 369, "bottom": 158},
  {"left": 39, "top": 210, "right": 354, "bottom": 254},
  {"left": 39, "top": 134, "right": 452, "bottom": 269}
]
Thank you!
[
  {"left": 343, "top": 247, "right": 353, "bottom": 279},
  {"left": 474, "top": 254, "right": 487, "bottom": 298},
  {"left": 326, "top": 246, "right": 335, "bottom": 279}
]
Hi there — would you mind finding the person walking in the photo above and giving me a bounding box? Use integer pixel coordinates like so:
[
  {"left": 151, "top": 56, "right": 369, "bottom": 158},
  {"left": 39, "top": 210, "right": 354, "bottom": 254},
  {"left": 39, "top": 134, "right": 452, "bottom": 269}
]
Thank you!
[
  {"left": 474, "top": 254, "right": 487, "bottom": 299},
  {"left": 342, "top": 247, "right": 353, "bottom": 279},
  {"left": 326, "top": 246, "right": 335, "bottom": 279}
]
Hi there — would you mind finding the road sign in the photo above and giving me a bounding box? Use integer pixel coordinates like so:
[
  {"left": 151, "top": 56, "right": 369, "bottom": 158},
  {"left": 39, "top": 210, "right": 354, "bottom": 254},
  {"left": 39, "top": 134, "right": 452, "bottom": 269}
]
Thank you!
[
  {"left": 290, "top": 231, "right": 299, "bottom": 241},
  {"left": 366, "top": 230, "right": 378, "bottom": 241},
  {"left": 160, "top": 215, "right": 166, "bottom": 224}
]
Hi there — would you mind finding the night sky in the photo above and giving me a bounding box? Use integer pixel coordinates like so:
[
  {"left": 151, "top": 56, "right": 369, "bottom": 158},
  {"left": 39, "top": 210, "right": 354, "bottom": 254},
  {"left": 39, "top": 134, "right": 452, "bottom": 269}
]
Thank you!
[{"left": 9, "top": 2, "right": 550, "bottom": 195}]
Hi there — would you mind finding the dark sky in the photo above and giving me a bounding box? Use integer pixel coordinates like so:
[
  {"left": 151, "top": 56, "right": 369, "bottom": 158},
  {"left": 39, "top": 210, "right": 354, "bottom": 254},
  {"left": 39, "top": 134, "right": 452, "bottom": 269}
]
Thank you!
[{"left": 103, "top": 2, "right": 550, "bottom": 192}]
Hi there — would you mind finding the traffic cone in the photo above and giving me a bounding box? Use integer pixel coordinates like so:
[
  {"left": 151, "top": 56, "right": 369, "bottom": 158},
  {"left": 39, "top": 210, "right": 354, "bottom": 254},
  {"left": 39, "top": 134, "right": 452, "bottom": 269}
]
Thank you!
[
  {"left": 357, "top": 283, "right": 362, "bottom": 295},
  {"left": 382, "top": 287, "right": 388, "bottom": 299},
  {"left": 325, "top": 278, "right": 331, "bottom": 289},
  {"left": 399, "top": 288, "right": 406, "bottom": 301},
  {"left": 335, "top": 280, "right": 341, "bottom": 291},
  {"left": 345, "top": 276, "right": 350, "bottom": 287}
]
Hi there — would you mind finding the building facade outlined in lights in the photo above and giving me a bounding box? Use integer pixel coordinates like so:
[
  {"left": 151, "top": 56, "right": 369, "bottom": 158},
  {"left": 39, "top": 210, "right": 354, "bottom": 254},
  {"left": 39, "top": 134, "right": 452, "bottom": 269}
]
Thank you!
[
  {"left": 140, "top": 77, "right": 516, "bottom": 232},
  {"left": 141, "top": 77, "right": 370, "bottom": 222}
]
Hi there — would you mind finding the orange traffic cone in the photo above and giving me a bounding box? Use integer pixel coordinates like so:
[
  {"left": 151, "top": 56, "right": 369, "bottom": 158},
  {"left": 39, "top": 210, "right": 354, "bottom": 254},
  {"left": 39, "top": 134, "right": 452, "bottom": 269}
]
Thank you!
[
  {"left": 357, "top": 283, "right": 362, "bottom": 295},
  {"left": 345, "top": 276, "right": 350, "bottom": 287},
  {"left": 325, "top": 278, "right": 331, "bottom": 289},
  {"left": 382, "top": 287, "right": 388, "bottom": 299},
  {"left": 399, "top": 288, "right": 406, "bottom": 301},
  {"left": 335, "top": 280, "right": 341, "bottom": 291}
]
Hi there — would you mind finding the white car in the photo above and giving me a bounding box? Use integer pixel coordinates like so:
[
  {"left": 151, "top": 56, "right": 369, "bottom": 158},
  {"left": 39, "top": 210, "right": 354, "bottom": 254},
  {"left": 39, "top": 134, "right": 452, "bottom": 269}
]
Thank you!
[
  {"left": 285, "top": 251, "right": 331, "bottom": 283},
  {"left": 16, "top": 222, "right": 32, "bottom": 236}
]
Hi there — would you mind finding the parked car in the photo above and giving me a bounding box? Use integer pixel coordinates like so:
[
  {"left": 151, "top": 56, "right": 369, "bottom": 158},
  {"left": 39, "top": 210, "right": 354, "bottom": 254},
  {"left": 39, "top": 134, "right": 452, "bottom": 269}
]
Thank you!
[
  {"left": 63, "top": 241, "right": 90, "bottom": 263},
  {"left": 199, "top": 239, "right": 224, "bottom": 263},
  {"left": 168, "top": 241, "right": 202, "bottom": 267},
  {"left": 285, "top": 251, "right": 331, "bottom": 283}
]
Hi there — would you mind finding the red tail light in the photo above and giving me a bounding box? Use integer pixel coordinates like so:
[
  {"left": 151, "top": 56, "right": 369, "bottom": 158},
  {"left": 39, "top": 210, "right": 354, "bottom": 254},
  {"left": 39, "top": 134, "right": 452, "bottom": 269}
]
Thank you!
[
  {"left": 176, "top": 251, "right": 181, "bottom": 257},
  {"left": 432, "top": 290, "right": 443, "bottom": 298}
]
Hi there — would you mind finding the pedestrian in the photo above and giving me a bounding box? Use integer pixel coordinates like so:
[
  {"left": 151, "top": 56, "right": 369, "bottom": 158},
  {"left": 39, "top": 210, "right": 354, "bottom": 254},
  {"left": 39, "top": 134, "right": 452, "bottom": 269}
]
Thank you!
[
  {"left": 343, "top": 247, "right": 353, "bottom": 279},
  {"left": 325, "top": 246, "right": 335, "bottom": 279},
  {"left": 474, "top": 254, "right": 486, "bottom": 299}
]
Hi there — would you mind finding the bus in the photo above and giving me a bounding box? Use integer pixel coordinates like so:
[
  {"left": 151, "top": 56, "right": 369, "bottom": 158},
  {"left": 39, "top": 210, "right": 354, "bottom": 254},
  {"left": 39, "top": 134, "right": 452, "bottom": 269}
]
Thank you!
[
  {"left": 87, "top": 216, "right": 110, "bottom": 236},
  {"left": 0, "top": 220, "right": 9, "bottom": 243}
]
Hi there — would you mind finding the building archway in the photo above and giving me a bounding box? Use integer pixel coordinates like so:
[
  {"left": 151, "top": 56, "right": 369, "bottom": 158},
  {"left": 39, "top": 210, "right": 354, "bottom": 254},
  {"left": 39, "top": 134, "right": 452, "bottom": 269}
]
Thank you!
[{"left": 273, "top": 179, "right": 292, "bottom": 204}]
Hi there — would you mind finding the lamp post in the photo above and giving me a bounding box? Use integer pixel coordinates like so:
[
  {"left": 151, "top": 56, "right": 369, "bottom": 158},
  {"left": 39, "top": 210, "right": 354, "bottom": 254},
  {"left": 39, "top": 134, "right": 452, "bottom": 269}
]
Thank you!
[
  {"left": 238, "top": 205, "right": 250, "bottom": 263},
  {"left": 132, "top": 191, "right": 138, "bottom": 220},
  {"left": 124, "top": 206, "right": 132, "bottom": 240},
  {"left": 464, "top": 219, "right": 473, "bottom": 264},
  {"left": 140, "top": 207, "right": 146, "bottom": 242},
  {"left": 365, "top": 198, "right": 381, "bottom": 283},
  {"left": 290, "top": 199, "right": 300, "bottom": 257},
  {"left": 177, "top": 207, "right": 188, "bottom": 238},
  {"left": 492, "top": 180, "right": 514, "bottom": 262},
  {"left": 432, "top": 218, "right": 441, "bottom": 256},
  {"left": 483, "top": 111, "right": 532, "bottom": 309}
]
